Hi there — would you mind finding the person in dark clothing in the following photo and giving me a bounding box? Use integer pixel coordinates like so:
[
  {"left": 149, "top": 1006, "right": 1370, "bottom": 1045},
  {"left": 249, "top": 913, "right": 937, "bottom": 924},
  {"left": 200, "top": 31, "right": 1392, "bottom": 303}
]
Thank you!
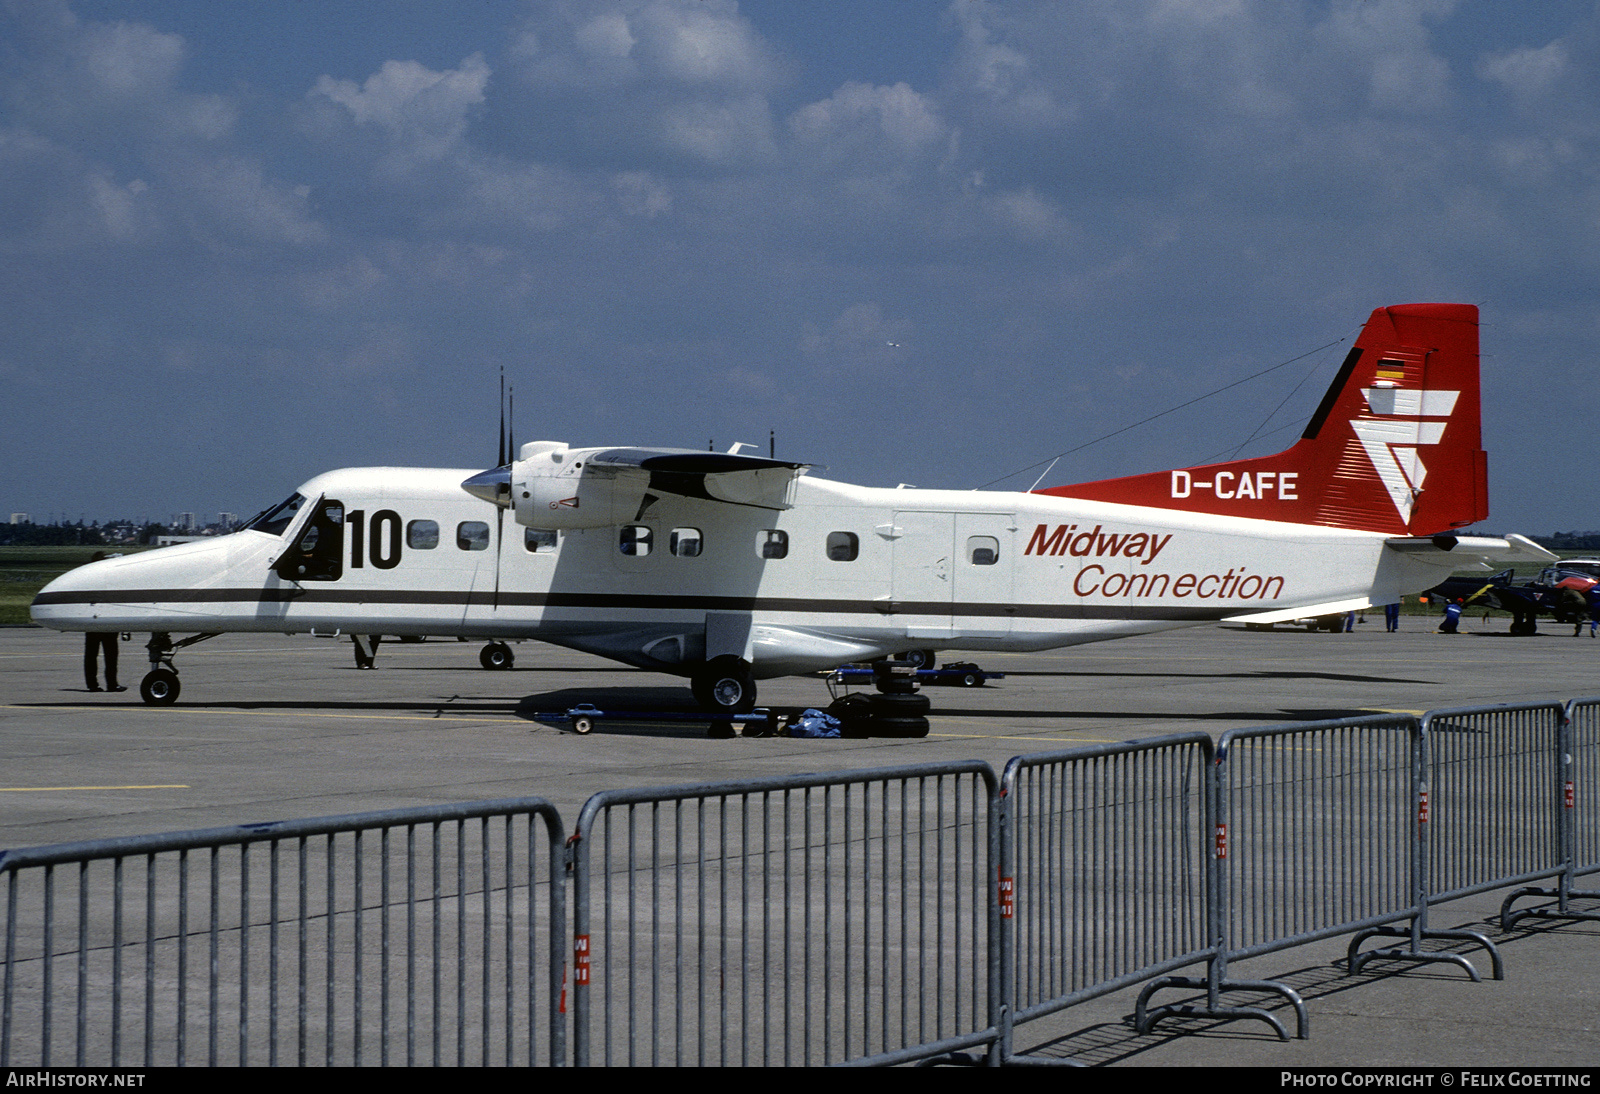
[
  {"left": 84, "top": 632, "right": 125, "bottom": 691},
  {"left": 1384, "top": 602, "right": 1401, "bottom": 632},
  {"left": 1439, "top": 599, "right": 1463, "bottom": 634}
]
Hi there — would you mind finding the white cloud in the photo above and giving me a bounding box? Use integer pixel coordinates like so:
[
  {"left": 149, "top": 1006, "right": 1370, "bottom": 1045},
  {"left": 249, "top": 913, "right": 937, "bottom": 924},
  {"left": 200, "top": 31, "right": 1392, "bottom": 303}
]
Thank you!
[
  {"left": 659, "top": 94, "right": 776, "bottom": 167},
  {"left": 179, "top": 155, "right": 325, "bottom": 245},
  {"left": 514, "top": 0, "right": 781, "bottom": 91},
  {"left": 86, "top": 173, "right": 149, "bottom": 241},
  {"left": 789, "top": 82, "right": 949, "bottom": 163},
  {"left": 310, "top": 55, "right": 489, "bottom": 165},
  {"left": 1478, "top": 40, "right": 1569, "bottom": 101},
  {"left": 986, "top": 186, "right": 1073, "bottom": 242}
]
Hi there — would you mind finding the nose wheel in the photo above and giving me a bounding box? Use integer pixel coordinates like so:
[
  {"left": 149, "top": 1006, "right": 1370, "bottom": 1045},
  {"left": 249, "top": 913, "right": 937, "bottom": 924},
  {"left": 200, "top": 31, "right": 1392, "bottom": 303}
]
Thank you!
[
  {"left": 139, "top": 668, "right": 181, "bottom": 705},
  {"left": 133, "top": 631, "right": 219, "bottom": 705}
]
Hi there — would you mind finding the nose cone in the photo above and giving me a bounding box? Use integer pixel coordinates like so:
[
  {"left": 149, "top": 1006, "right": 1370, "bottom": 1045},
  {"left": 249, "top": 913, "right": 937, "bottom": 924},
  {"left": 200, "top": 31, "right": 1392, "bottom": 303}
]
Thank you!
[
  {"left": 30, "top": 555, "right": 114, "bottom": 629},
  {"left": 461, "top": 465, "right": 511, "bottom": 508}
]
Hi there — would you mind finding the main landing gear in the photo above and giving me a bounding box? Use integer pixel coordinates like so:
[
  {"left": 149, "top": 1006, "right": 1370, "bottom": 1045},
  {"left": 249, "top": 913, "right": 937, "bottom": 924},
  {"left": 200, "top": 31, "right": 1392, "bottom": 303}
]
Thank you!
[
  {"left": 479, "top": 641, "right": 515, "bottom": 670},
  {"left": 137, "top": 632, "right": 220, "bottom": 705},
  {"left": 691, "top": 655, "right": 757, "bottom": 714}
]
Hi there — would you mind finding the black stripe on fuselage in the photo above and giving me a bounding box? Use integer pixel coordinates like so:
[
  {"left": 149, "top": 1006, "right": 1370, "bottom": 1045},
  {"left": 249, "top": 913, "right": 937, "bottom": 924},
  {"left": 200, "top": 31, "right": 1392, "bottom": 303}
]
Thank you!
[{"left": 33, "top": 586, "right": 1235, "bottom": 622}]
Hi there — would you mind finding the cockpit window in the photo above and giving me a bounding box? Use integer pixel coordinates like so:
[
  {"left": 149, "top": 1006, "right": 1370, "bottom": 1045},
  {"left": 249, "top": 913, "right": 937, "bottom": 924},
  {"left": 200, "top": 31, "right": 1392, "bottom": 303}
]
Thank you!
[{"left": 243, "top": 493, "right": 306, "bottom": 537}]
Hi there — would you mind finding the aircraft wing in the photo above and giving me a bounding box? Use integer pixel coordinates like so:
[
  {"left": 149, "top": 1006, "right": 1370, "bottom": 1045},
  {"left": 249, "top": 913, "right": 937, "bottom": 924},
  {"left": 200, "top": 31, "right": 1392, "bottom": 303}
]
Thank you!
[{"left": 587, "top": 448, "right": 809, "bottom": 509}]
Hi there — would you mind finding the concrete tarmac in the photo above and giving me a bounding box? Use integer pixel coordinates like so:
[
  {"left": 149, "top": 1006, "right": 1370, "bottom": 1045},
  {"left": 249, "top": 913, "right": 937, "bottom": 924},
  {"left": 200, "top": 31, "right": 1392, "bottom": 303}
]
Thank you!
[{"left": 2, "top": 618, "right": 1597, "bottom": 1067}]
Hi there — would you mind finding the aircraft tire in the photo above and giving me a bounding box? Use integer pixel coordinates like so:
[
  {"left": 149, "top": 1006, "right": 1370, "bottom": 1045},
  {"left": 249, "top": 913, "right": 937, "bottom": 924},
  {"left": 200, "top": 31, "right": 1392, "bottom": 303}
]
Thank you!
[
  {"left": 869, "top": 692, "right": 930, "bottom": 717},
  {"left": 693, "top": 656, "right": 757, "bottom": 714},
  {"left": 875, "top": 676, "right": 919, "bottom": 694},
  {"left": 479, "top": 642, "right": 515, "bottom": 670},
  {"left": 874, "top": 716, "right": 930, "bottom": 739},
  {"left": 903, "top": 648, "right": 937, "bottom": 670},
  {"left": 140, "top": 668, "right": 181, "bottom": 706}
]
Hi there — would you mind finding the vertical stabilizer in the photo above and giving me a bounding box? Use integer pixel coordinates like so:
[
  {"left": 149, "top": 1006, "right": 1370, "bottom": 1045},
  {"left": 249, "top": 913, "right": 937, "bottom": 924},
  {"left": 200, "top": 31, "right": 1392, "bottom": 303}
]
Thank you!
[{"left": 1037, "top": 303, "right": 1487, "bottom": 535}]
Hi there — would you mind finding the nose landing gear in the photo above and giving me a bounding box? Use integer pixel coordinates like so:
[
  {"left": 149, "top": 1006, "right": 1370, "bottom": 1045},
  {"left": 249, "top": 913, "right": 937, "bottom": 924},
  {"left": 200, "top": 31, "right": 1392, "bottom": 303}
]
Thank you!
[{"left": 137, "top": 631, "right": 220, "bottom": 705}]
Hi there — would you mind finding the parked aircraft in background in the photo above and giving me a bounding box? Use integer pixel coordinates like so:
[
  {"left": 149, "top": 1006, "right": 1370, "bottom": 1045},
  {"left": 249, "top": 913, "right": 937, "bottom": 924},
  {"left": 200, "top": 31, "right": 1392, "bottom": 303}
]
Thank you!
[
  {"left": 1422, "top": 559, "right": 1600, "bottom": 635},
  {"left": 34, "top": 303, "right": 1553, "bottom": 711}
]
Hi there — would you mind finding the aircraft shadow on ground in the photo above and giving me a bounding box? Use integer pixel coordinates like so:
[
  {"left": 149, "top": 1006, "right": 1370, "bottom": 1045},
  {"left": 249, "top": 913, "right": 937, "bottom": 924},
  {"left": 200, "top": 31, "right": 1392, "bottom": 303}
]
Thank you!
[
  {"left": 26, "top": 692, "right": 1402, "bottom": 731},
  {"left": 998, "top": 669, "right": 1423, "bottom": 685},
  {"left": 938, "top": 706, "right": 1409, "bottom": 723},
  {"left": 1013, "top": 911, "right": 1598, "bottom": 1066}
]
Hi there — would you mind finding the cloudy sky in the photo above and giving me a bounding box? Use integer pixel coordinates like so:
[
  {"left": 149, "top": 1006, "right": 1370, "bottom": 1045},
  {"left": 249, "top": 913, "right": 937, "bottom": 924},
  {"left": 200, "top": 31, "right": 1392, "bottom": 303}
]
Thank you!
[{"left": 2, "top": 0, "right": 1595, "bottom": 532}]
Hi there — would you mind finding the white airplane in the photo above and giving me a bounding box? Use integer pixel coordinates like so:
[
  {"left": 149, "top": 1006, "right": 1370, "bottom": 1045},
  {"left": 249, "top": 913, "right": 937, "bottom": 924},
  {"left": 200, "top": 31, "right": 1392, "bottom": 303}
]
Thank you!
[{"left": 33, "top": 303, "right": 1553, "bottom": 714}]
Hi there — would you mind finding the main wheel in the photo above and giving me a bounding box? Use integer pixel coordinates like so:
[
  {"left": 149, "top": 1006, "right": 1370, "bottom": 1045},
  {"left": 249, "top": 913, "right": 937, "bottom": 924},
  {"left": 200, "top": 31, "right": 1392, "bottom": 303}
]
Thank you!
[
  {"left": 140, "top": 668, "right": 180, "bottom": 705},
  {"left": 692, "top": 656, "right": 757, "bottom": 713},
  {"left": 479, "top": 642, "right": 515, "bottom": 670},
  {"left": 903, "top": 648, "right": 937, "bottom": 670}
]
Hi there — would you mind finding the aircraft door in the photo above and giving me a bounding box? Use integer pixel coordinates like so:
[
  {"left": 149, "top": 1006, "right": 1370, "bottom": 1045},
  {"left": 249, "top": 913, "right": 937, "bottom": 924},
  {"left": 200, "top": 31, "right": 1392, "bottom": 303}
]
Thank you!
[
  {"left": 273, "top": 497, "right": 345, "bottom": 582},
  {"left": 891, "top": 511, "right": 954, "bottom": 639},
  {"left": 953, "top": 514, "right": 1015, "bottom": 639}
]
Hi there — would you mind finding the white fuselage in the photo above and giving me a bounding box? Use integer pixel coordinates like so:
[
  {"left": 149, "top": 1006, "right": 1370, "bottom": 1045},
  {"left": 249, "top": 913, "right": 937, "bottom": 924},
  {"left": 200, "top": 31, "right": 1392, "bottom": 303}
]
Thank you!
[{"left": 33, "top": 466, "right": 1442, "bottom": 677}]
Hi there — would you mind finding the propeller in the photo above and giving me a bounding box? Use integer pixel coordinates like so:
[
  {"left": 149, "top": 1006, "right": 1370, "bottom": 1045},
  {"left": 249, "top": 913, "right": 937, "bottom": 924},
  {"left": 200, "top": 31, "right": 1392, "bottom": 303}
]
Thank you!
[{"left": 493, "top": 369, "right": 509, "bottom": 610}]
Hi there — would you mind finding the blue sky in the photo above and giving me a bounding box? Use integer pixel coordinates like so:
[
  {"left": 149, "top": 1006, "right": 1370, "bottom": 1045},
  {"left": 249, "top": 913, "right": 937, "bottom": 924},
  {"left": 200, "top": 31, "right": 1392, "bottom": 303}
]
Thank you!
[{"left": 2, "top": 0, "right": 1595, "bottom": 532}]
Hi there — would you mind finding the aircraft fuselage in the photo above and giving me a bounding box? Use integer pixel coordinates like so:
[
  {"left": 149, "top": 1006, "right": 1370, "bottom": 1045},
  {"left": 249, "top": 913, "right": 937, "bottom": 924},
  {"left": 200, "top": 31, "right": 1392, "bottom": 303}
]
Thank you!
[{"left": 33, "top": 465, "right": 1438, "bottom": 678}]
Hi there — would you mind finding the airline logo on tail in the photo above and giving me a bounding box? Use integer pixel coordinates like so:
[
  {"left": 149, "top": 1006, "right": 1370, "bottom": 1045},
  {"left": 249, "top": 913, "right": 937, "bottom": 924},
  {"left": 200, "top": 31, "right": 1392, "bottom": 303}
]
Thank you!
[{"left": 1351, "top": 377, "right": 1459, "bottom": 525}]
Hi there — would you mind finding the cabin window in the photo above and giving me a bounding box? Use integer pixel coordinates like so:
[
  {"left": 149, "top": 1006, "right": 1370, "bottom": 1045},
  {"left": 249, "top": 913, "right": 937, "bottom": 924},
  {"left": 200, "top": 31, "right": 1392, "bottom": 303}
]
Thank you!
[
  {"left": 826, "top": 531, "right": 859, "bottom": 562},
  {"left": 967, "top": 536, "right": 999, "bottom": 566},
  {"left": 759, "top": 530, "right": 788, "bottom": 559},
  {"left": 620, "top": 525, "right": 653, "bottom": 557},
  {"left": 407, "top": 520, "right": 439, "bottom": 550},
  {"left": 525, "top": 528, "right": 558, "bottom": 553},
  {"left": 670, "top": 528, "right": 702, "bottom": 557},
  {"left": 456, "top": 521, "right": 490, "bottom": 551}
]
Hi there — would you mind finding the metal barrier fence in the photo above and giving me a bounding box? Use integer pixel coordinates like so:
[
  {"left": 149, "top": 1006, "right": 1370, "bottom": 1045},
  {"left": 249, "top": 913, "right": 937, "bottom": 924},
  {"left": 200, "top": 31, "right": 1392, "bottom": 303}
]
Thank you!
[
  {"left": 4, "top": 698, "right": 1600, "bottom": 1067},
  {"left": 1148, "top": 716, "right": 1420, "bottom": 1036},
  {"left": 997, "top": 734, "right": 1211, "bottom": 1062},
  {"left": 1423, "top": 702, "right": 1566, "bottom": 903},
  {"left": 567, "top": 762, "right": 1000, "bottom": 1067},
  {"left": 1, "top": 799, "right": 566, "bottom": 1067},
  {"left": 1501, "top": 697, "right": 1600, "bottom": 929}
]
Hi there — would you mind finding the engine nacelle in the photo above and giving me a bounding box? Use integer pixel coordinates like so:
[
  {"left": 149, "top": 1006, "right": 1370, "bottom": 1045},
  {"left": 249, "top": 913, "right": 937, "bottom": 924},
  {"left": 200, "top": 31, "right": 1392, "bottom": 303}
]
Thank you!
[{"left": 510, "top": 442, "right": 648, "bottom": 530}]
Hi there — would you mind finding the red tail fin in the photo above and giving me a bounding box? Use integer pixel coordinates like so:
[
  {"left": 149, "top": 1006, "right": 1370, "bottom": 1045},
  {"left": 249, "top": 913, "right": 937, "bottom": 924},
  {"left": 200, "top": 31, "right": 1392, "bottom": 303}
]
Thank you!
[{"left": 1037, "top": 303, "right": 1488, "bottom": 535}]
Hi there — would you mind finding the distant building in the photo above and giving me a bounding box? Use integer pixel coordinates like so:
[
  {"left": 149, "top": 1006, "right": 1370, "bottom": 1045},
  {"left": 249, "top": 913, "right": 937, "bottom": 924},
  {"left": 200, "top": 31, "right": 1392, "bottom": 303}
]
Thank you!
[
  {"left": 218, "top": 512, "right": 237, "bottom": 528},
  {"left": 8, "top": 513, "right": 26, "bottom": 525},
  {"left": 174, "top": 512, "right": 196, "bottom": 532}
]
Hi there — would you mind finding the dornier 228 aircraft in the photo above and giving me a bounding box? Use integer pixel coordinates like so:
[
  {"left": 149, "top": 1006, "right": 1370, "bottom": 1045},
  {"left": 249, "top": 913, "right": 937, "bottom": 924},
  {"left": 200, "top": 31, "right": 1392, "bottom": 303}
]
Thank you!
[{"left": 33, "top": 303, "right": 1553, "bottom": 714}]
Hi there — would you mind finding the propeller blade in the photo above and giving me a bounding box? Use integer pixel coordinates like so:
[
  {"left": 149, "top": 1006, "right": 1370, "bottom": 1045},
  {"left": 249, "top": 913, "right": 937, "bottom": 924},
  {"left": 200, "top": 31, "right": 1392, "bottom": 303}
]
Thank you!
[
  {"left": 494, "top": 505, "right": 504, "bottom": 610},
  {"left": 497, "top": 367, "right": 506, "bottom": 468}
]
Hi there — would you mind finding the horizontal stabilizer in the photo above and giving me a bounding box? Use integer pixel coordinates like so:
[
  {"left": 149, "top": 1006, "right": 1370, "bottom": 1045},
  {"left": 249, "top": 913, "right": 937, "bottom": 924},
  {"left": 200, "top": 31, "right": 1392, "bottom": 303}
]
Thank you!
[{"left": 1383, "top": 532, "right": 1556, "bottom": 568}]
